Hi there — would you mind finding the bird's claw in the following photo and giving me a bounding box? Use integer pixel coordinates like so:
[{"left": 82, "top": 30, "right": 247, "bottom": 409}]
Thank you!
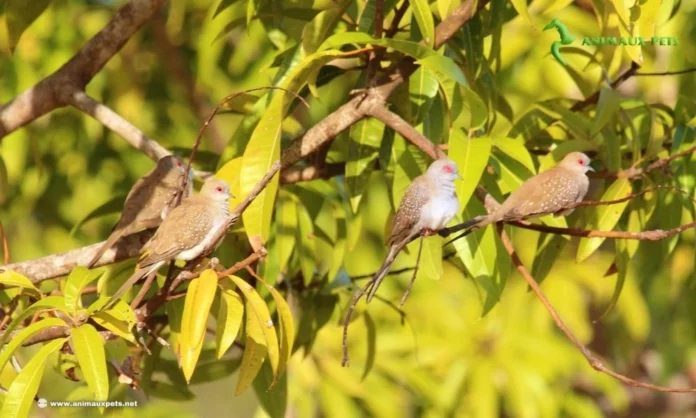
[{"left": 421, "top": 228, "right": 437, "bottom": 237}]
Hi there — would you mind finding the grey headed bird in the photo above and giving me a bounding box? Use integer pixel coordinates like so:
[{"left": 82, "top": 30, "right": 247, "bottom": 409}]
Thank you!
[
  {"left": 447, "top": 151, "right": 594, "bottom": 243},
  {"left": 87, "top": 155, "right": 194, "bottom": 268},
  {"left": 365, "top": 158, "right": 461, "bottom": 303},
  {"left": 104, "top": 177, "right": 232, "bottom": 308}
]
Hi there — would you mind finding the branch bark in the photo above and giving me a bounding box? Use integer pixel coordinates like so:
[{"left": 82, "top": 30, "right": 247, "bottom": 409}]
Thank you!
[
  {"left": 0, "top": 0, "right": 167, "bottom": 138},
  {"left": 368, "top": 107, "right": 446, "bottom": 160}
]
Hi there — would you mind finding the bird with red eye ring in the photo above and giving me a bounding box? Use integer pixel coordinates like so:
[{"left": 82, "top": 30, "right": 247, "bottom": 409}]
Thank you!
[
  {"left": 445, "top": 151, "right": 595, "bottom": 245},
  {"left": 103, "top": 177, "right": 234, "bottom": 309}
]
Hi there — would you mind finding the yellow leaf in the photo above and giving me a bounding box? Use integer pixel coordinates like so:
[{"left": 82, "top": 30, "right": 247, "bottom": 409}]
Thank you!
[
  {"left": 235, "top": 300, "right": 268, "bottom": 395},
  {"left": 215, "top": 282, "right": 244, "bottom": 359},
  {"left": 180, "top": 269, "right": 219, "bottom": 382}
]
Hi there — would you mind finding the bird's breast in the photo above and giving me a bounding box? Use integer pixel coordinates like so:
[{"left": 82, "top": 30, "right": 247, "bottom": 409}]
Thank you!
[{"left": 419, "top": 192, "right": 459, "bottom": 230}]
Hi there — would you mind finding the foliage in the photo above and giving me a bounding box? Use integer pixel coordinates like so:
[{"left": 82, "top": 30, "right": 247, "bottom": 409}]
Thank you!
[{"left": 1, "top": 0, "right": 696, "bottom": 417}]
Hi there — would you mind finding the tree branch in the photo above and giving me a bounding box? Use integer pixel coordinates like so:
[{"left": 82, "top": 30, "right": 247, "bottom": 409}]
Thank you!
[
  {"left": 496, "top": 226, "right": 696, "bottom": 393},
  {"left": 67, "top": 89, "right": 169, "bottom": 161},
  {"left": 571, "top": 61, "right": 640, "bottom": 112},
  {"left": 508, "top": 220, "right": 696, "bottom": 241},
  {"left": 0, "top": 0, "right": 167, "bottom": 138},
  {"left": 280, "top": 0, "right": 489, "bottom": 168},
  {"left": 368, "top": 107, "right": 446, "bottom": 160}
]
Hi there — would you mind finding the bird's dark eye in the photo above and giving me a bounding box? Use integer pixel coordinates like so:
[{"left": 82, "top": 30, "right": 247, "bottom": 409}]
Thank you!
[
  {"left": 216, "top": 186, "right": 223, "bottom": 192},
  {"left": 176, "top": 160, "right": 182, "bottom": 167}
]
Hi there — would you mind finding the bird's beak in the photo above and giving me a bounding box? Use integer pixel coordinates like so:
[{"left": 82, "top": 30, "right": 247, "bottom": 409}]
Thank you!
[
  {"left": 586, "top": 166, "right": 595, "bottom": 172},
  {"left": 456, "top": 173, "right": 464, "bottom": 180}
]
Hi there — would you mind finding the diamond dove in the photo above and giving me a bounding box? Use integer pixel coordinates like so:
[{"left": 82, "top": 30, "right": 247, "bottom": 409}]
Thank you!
[
  {"left": 365, "top": 159, "right": 461, "bottom": 303},
  {"left": 87, "top": 155, "right": 194, "bottom": 268},
  {"left": 104, "top": 177, "right": 232, "bottom": 308}
]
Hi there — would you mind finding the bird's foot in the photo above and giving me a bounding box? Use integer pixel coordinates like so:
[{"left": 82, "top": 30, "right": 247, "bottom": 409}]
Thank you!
[{"left": 421, "top": 228, "right": 437, "bottom": 237}]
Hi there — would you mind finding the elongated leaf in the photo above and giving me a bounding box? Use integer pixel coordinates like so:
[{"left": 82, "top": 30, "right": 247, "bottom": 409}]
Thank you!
[
  {"left": 577, "top": 179, "right": 633, "bottom": 262},
  {"left": 71, "top": 324, "right": 109, "bottom": 402},
  {"left": 0, "top": 271, "right": 40, "bottom": 297},
  {"left": 416, "top": 236, "right": 443, "bottom": 281},
  {"left": 346, "top": 118, "right": 386, "bottom": 212},
  {"left": 0, "top": 338, "right": 66, "bottom": 418},
  {"left": 215, "top": 283, "right": 244, "bottom": 359},
  {"left": 276, "top": 191, "right": 298, "bottom": 273},
  {"left": 70, "top": 195, "right": 126, "bottom": 236},
  {"left": 236, "top": 300, "right": 268, "bottom": 395},
  {"left": 361, "top": 312, "right": 376, "bottom": 380},
  {"left": 0, "top": 317, "right": 66, "bottom": 373},
  {"left": 492, "top": 137, "right": 536, "bottom": 174},
  {"left": 302, "top": 9, "right": 342, "bottom": 55},
  {"left": 408, "top": 0, "right": 435, "bottom": 45},
  {"left": 252, "top": 359, "right": 287, "bottom": 418},
  {"left": 64, "top": 267, "right": 103, "bottom": 315},
  {"left": 591, "top": 87, "right": 621, "bottom": 136},
  {"left": 180, "top": 269, "right": 219, "bottom": 382},
  {"left": 5, "top": 0, "right": 53, "bottom": 52},
  {"left": 262, "top": 284, "right": 295, "bottom": 385},
  {"left": 90, "top": 299, "right": 137, "bottom": 342},
  {"left": 239, "top": 49, "right": 345, "bottom": 251},
  {"left": 0, "top": 156, "right": 8, "bottom": 205},
  {"left": 0, "top": 296, "right": 67, "bottom": 348},
  {"left": 448, "top": 130, "right": 492, "bottom": 209},
  {"left": 296, "top": 203, "right": 316, "bottom": 285},
  {"left": 510, "top": 0, "right": 533, "bottom": 26},
  {"left": 227, "top": 275, "right": 280, "bottom": 383}
]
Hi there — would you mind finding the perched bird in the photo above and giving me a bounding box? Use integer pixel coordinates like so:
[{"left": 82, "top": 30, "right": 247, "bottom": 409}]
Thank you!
[
  {"left": 87, "top": 155, "right": 194, "bottom": 268},
  {"left": 365, "top": 159, "right": 461, "bottom": 303},
  {"left": 104, "top": 177, "right": 232, "bottom": 308},
  {"left": 450, "top": 151, "right": 594, "bottom": 241}
]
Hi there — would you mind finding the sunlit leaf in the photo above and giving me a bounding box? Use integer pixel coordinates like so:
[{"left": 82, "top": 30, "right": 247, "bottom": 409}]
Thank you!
[
  {"left": 4, "top": 0, "right": 53, "bottom": 52},
  {"left": 64, "top": 267, "right": 103, "bottom": 315},
  {"left": 346, "top": 118, "right": 386, "bottom": 212},
  {"left": 215, "top": 282, "right": 244, "bottom": 359},
  {"left": 0, "top": 296, "right": 67, "bottom": 348},
  {"left": 408, "top": 0, "right": 435, "bottom": 46},
  {"left": 262, "top": 284, "right": 295, "bottom": 385},
  {"left": 361, "top": 312, "right": 376, "bottom": 380},
  {"left": 448, "top": 130, "right": 492, "bottom": 209},
  {"left": 591, "top": 87, "right": 621, "bottom": 136},
  {"left": 236, "top": 300, "right": 268, "bottom": 395},
  {"left": 0, "top": 338, "right": 66, "bottom": 418},
  {"left": 0, "top": 270, "right": 40, "bottom": 298},
  {"left": 179, "top": 269, "right": 218, "bottom": 382},
  {"left": 0, "top": 317, "right": 66, "bottom": 373},
  {"left": 71, "top": 324, "right": 109, "bottom": 402},
  {"left": 302, "top": 9, "right": 342, "bottom": 55},
  {"left": 296, "top": 202, "right": 316, "bottom": 285},
  {"left": 577, "top": 179, "right": 632, "bottom": 262}
]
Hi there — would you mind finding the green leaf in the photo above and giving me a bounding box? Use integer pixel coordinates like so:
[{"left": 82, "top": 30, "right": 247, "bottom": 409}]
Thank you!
[
  {"left": 409, "top": 67, "right": 439, "bottom": 125},
  {"left": 275, "top": 191, "right": 298, "bottom": 273},
  {"left": 346, "top": 118, "right": 386, "bottom": 212},
  {"left": 448, "top": 130, "right": 492, "bottom": 210},
  {"left": 0, "top": 156, "right": 8, "bottom": 205},
  {"left": 0, "top": 338, "right": 66, "bottom": 418},
  {"left": 236, "top": 300, "right": 268, "bottom": 395},
  {"left": 577, "top": 179, "right": 633, "bottom": 262},
  {"left": 319, "top": 34, "right": 467, "bottom": 85},
  {"left": 361, "top": 312, "right": 377, "bottom": 381},
  {"left": 296, "top": 202, "right": 316, "bottom": 285},
  {"left": 601, "top": 240, "right": 629, "bottom": 318},
  {"left": 454, "top": 86, "right": 488, "bottom": 130},
  {"left": 492, "top": 137, "right": 536, "bottom": 174},
  {"left": 591, "top": 87, "right": 621, "bottom": 136},
  {"left": 70, "top": 195, "right": 126, "bottom": 236},
  {"left": 71, "top": 324, "right": 109, "bottom": 402},
  {"left": 227, "top": 275, "right": 280, "bottom": 385},
  {"left": 215, "top": 282, "right": 244, "bottom": 359},
  {"left": 0, "top": 317, "right": 66, "bottom": 373},
  {"left": 0, "top": 296, "right": 67, "bottom": 348},
  {"left": 90, "top": 300, "right": 137, "bottom": 343},
  {"left": 0, "top": 271, "right": 40, "bottom": 298},
  {"left": 262, "top": 283, "right": 295, "bottom": 385},
  {"left": 4, "top": 0, "right": 53, "bottom": 52},
  {"left": 239, "top": 49, "right": 345, "bottom": 251},
  {"left": 179, "top": 269, "right": 219, "bottom": 382},
  {"left": 302, "top": 9, "right": 342, "bottom": 55},
  {"left": 64, "top": 267, "right": 103, "bottom": 315},
  {"left": 408, "top": 0, "right": 435, "bottom": 46},
  {"left": 252, "top": 361, "right": 288, "bottom": 418},
  {"left": 416, "top": 236, "right": 444, "bottom": 281}
]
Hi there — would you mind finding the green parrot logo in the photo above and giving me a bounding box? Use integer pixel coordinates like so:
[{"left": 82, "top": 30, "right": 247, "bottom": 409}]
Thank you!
[{"left": 543, "top": 18, "right": 575, "bottom": 66}]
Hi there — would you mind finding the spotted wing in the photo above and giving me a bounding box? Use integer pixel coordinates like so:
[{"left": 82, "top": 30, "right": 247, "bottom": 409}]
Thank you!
[
  {"left": 388, "top": 178, "right": 429, "bottom": 247},
  {"left": 501, "top": 169, "right": 581, "bottom": 220}
]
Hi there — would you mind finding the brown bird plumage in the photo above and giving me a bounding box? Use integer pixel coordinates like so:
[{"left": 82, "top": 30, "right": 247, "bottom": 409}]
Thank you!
[
  {"left": 452, "top": 152, "right": 593, "bottom": 239},
  {"left": 104, "top": 177, "right": 232, "bottom": 308},
  {"left": 87, "top": 155, "right": 193, "bottom": 268},
  {"left": 366, "top": 159, "right": 461, "bottom": 303}
]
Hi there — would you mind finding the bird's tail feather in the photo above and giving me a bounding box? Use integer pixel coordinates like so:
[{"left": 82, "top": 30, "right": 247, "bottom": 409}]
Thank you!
[
  {"left": 87, "top": 229, "right": 125, "bottom": 268},
  {"left": 104, "top": 263, "right": 159, "bottom": 309},
  {"left": 366, "top": 245, "right": 399, "bottom": 303}
]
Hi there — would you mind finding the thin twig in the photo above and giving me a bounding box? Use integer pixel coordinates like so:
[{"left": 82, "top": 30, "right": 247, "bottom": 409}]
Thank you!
[
  {"left": 0, "top": 222, "right": 9, "bottom": 265},
  {"left": 571, "top": 62, "right": 640, "bottom": 111},
  {"left": 634, "top": 67, "right": 696, "bottom": 76},
  {"left": 130, "top": 271, "right": 157, "bottom": 309},
  {"left": 496, "top": 226, "right": 696, "bottom": 393},
  {"left": 399, "top": 235, "right": 424, "bottom": 307}
]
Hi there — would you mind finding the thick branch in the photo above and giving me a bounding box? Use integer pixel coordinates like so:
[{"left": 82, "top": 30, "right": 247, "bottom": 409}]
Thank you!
[
  {"left": 0, "top": 0, "right": 167, "bottom": 138},
  {"left": 368, "top": 107, "right": 446, "bottom": 160},
  {"left": 280, "top": 0, "right": 489, "bottom": 168},
  {"left": 68, "top": 90, "right": 169, "bottom": 161}
]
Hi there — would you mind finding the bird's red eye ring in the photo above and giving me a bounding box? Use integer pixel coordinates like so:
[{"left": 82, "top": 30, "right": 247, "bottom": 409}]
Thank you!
[
  {"left": 443, "top": 164, "right": 454, "bottom": 173},
  {"left": 577, "top": 158, "right": 584, "bottom": 165},
  {"left": 216, "top": 186, "right": 223, "bottom": 192}
]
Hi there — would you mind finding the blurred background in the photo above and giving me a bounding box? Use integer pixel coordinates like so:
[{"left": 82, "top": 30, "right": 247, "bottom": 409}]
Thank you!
[{"left": 2, "top": 0, "right": 696, "bottom": 417}]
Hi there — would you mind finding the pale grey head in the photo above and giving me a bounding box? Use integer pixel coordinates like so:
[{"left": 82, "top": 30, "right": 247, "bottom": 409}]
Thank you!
[
  {"left": 200, "top": 178, "right": 233, "bottom": 205},
  {"left": 558, "top": 152, "right": 594, "bottom": 174},
  {"left": 426, "top": 158, "right": 462, "bottom": 183}
]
